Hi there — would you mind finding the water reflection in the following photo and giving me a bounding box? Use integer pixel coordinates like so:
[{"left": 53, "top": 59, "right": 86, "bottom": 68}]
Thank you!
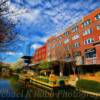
[{"left": 0, "top": 76, "right": 99, "bottom": 100}]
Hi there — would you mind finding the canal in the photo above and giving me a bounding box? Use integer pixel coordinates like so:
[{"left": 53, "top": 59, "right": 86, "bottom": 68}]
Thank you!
[{"left": 0, "top": 76, "right": 99, "bottom": 100}]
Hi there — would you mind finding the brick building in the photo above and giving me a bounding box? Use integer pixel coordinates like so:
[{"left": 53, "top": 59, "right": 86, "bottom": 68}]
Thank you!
[
  {"left": 33, "top": 8, "right": 100, "bottom": 76},
  {"left": 33, "top": 44, "right": 47, "bottom": 64},
  {"left": 47, "top": 8, "right": 100, "bottom": 65}
]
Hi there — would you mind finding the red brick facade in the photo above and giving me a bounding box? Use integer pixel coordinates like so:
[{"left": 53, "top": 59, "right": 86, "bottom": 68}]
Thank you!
[
  {"left": 33, "top": 8, "right": 100, "bottom": 65},
  {"left": 47, "top": 8, "right": 100, "bottom": 65},
  {"left": 33, "top": 44, "right": 47, "bottom": 64}
]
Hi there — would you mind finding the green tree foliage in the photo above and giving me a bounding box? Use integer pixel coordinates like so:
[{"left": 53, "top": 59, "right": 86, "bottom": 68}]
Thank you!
[
  {"left": 39, "top": 61, "right": 49, "bottom": 69},
  {"left": 10, "top": 58, "right": 24, "bottom": 71}
]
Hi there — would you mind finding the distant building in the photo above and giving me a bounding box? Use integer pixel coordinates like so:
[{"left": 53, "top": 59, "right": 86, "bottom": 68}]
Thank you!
[{"left": 33, "top": 44, "right": 47, "bottom": 64}]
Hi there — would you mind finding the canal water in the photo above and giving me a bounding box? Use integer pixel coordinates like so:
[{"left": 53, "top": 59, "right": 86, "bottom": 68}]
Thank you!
[{"left": 0, "top": 76, "right": 99, "bottom": 100}]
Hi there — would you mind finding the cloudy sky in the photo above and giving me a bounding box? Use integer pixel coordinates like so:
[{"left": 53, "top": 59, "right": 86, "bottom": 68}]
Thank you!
[{"left": 1, "top": 0, "right": 100, "bottom": 63}]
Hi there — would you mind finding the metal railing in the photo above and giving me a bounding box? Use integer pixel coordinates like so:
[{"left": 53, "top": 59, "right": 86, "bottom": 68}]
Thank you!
[{"left": 84, "top": 57, "right": 100, "bottom": 65}]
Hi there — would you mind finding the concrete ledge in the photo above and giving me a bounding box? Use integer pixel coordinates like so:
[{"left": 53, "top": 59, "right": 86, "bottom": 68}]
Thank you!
[{"left": 81, "top": 90, "right": 100, "bottom": 97}]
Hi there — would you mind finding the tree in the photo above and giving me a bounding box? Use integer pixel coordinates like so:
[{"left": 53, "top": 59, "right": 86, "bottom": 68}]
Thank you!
[
  {"left": 0, "top": 0, "right": 30, "bottom": 62},
  {"left": 39, "top": 61, "right": 49, "bottom": 70},
  {"left": 54, "top": 44, "right": 67, "bottom": 76},
  {"left": 10, "top": 58, "right": 24, "bottom": 71},
  {"left": 0, "top": 0, "right": 30, "bottom": 51},
  {"left": 0, "top": 0, "right": 19, "bottom": 50}
]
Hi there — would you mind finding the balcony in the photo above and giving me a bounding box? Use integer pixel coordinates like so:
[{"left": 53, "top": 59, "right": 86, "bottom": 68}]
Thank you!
[{"left": 84, "top": 57, "right": 100, "bottom": 65}]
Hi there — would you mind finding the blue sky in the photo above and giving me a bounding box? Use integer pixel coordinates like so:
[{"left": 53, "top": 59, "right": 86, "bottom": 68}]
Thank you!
[{"left": 1, "top": 0, "right": 100, "bottom": 63}]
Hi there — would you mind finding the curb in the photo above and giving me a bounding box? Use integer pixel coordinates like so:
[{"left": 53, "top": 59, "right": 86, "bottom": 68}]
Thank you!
[{"left": 80, "top": 90, "right": 100, "bottom": 97}]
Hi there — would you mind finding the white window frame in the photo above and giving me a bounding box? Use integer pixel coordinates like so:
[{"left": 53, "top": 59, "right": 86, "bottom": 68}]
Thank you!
[
  {"left": 82, "top": 19, "right": 91, "bottom": 27},
  {"left": 84, "top": 38, "right": 94, "bottom": 45},
  {"left": 72, "top": 34, "right": 79, "bottom": 40},
  {"left": 96, "top": 25, "right": 100, "bottom": 30},
  {"left": 83, "top": 28, "right": 92, "bottom": 36},
  {"left": 95, "top": 13, "right": 100, "bottom": 20},
  {"left": 72, "top": 26, "right": 78, "bottom": 32},
  {"left": 64, "top": 32, "right": 69, "bottom": 36},
  {"left": 64, "top": 39, "right": 69, "bottom": 44},
  {"left": 73, "top": 42, "right": 80, "bottom": 48}
]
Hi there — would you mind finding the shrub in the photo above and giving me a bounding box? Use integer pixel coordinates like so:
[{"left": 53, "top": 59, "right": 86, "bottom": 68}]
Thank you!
[
  {"left": 76, "top": 79, "right": 100, "bottom": 93},
  {"left": 57, "top": 79, "right": 65, "bottom": 86}
]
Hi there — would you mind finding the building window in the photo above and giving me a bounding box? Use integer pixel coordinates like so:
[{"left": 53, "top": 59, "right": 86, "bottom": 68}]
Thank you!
[
  {"left": 83, "top": 28, "right": 92, "bottom": 35},
  {"left": 84, "top": 38, "right": 94, "bottom": 45},
  {"left": 82, "top": 19, "right": 91, "bottom": 27},
  {"left": 36, "top": 52, "right": 38, "bottom": 55},
  {"left": 95, "top": 13, "right": 100, "bottom": 20},
  {"left": 64, "top": 39, "right": 69, "bottom": 44},
  {"left": 64, "top": 31, "right": 69, "bottom": 36},
  {"left": 52, "top": 44, "right": 56, "bottom": 48},
  {"left": 97, "top": 25, "right": 100, "bottom": 30},
  {"left": 85, "top": 48, "right": 96, "bottom": 58},
  {"left": 65, "top": 46, "right": 70, "bottom": 51},
  {"left": 72, "top": 34, "right": 79, "bottom": 40},
  {"left": 52, "top": 39, "right": 56, "bottom": 43},
  {"left": 58, "top": 36, "right": 62, "bottom": 40},
  {"left": 73, "top": 42, "right": 80, "bottom": 48},
  {"left": 72, "top": 26, "right": 78, "bottom": 32},
  {"left": 57, "top": 42, "right": 62, "bottom": 46}
]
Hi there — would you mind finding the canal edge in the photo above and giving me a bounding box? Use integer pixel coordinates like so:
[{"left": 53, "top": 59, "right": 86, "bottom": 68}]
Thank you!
[{"left": 80, "top": 90, "right": 100, "bottom": 97}]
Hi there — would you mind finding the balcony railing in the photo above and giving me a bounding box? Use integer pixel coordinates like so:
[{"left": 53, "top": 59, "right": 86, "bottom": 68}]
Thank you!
[
  {"left": 84, "top": 57, "right": 100, "bottom": 65},
  {"left": 47, "top": 56, "right": 100, "bottom": 65}
]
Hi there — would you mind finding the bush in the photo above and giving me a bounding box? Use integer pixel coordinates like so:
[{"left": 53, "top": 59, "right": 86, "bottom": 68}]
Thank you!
[
  {"left": 57, "top": 79, "right": 65, "bottom": 86},
  {"left": 76, "top": 79, "right": 100, "bottom": 93}
]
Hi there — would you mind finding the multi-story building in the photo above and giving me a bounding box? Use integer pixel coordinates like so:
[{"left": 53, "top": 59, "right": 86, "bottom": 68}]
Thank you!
[
  {"left": 33, "top": 44, "right": 47, "bottom": 64},
  {"left": 32, "top": 8, "right": 100, "bottom": 76},
  {"left": 47, "top": 8, "right": 100, "bottom": 65}
]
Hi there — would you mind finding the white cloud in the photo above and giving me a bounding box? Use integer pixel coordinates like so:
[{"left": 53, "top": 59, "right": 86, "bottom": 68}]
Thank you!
[
  {"left": 6, "top": 51, "right": 16, "bottom": 55},
  {"left": 17, "top": 34, "right": 28, "bottom": 41},
  {"left": 32, "top": 36, "right": 49, "bottom": 43},
  {"left": 8, "top": 0, "right": 100, "bottom": 49},
  {"left": 20, "top": 9, "right": 40, "bottom": 23},
  {"left": 41, "top": 37, "right": 48, "bottom": 42},
  {"left": 6, "top": 2, "right": 40, "bottom": 24},
  {"left": 5, "top": 51, "right": 23, "bottom": 56},
  {"left": 31, "top": 44, "right": 42, "bottom": 49}
]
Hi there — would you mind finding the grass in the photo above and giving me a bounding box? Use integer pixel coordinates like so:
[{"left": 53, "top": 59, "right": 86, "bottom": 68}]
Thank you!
[{"left": 76, "top": 79, "right": 100, "bottom": 93}]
